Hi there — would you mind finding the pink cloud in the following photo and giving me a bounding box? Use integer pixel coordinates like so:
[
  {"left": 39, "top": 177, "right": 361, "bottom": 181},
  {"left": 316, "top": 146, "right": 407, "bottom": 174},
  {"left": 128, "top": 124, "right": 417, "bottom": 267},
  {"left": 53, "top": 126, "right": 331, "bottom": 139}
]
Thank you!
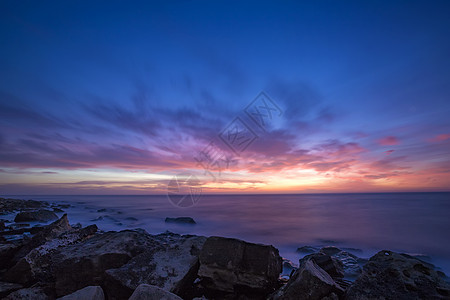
[
  {"left": 429, "top": 133, "right": 450, "bottom": 142},
  {"left": 377, "top": 136, "right": 400, "bottom": 146}
]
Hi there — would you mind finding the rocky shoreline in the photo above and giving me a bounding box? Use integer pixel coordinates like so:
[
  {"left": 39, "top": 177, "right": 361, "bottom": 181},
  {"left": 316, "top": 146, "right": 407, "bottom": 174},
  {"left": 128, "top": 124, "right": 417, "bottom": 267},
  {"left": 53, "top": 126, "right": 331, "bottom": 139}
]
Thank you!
[{"left": 0, "top": 197, "right": 449, "bottom": 300}]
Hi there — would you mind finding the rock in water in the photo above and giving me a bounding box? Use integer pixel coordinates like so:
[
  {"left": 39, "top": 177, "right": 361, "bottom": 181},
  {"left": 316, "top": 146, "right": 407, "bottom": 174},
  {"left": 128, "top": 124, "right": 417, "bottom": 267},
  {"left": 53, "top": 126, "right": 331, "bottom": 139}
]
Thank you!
[
  {"left": 14, "top": 209, "right": 58, "bottom": 223},
  {"left": 299, "top": 253, "right": 344, "bottom": 280},
  {"left": 270, "top": 259, "right": 344, "bottom": 300},
  {"left": 105, "top": 232, "right": 206, "bottom": 299},
  {"left": 57, "top": 286, "right": 105, "bottom": 300},
  {"left": 128, "top": 284, "right": 182, "bottom": 300},
  {"left": 165, "top": 217, "right": 196, "bottom": 224},
  {"left": 198, "top": 236, "right": 282, "bottom": 297},
  {"left": 346, "top": 250, "right": 450, "bottom": 300}
]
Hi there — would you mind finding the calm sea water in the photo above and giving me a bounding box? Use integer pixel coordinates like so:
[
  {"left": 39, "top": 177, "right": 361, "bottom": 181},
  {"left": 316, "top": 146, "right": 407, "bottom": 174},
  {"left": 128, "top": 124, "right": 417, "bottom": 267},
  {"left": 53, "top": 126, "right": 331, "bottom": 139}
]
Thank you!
[{"left": 6, "top": 193, "right": 450, "bottom": 275}]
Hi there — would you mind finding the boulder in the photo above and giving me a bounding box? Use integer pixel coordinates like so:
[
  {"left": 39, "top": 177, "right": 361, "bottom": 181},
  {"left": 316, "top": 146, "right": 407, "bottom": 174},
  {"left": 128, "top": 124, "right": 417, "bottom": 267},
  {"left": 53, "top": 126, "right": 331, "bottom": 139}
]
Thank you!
[
  {"left": 14, "top": 210, "right": 58, "bottom": 223},
  {"left": 105, "top": 232, "right": 206, "bottom": 299},
  {"left": 57, "top": 286, "right": 105, "bottom": 300},
  {"left": 0, "top": 282, "right": 22, "bottom": 298},
  {"left": 346, "top": 250, "right": 450, "bottom": 300},
  {"left": 128, "top": 284, "right": 182, "bottom": 300},
  {"left": 3, "top": 286, "right": 49, "bottom": 300},
  {"left": 270, "top": 259, "right": 344, "bottom": 300},
  {"left": 4, "top": 217, "right": 97, "bottom": 285},
  {"left": 165, "top": 217, "right": 196, "bottom": 224},
  {"left": 198, "top": 236, "right": 282, "bottom": 297},
  {"left": 300, "top": 253, "right": 344, "bottom": 279}
]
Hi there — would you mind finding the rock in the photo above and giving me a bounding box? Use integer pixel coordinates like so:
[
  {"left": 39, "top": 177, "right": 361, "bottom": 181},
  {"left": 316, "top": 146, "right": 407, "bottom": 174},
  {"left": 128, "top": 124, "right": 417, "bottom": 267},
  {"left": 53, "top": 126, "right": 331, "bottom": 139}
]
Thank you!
[
  {"left": 0, "top": 198, "right": 48, "bottom": 214},
  {"left": 53, "top": 208, "right": 64, "bottom": 213},
  {"left": 3, "top": 286, "right": 49, "bottom": 300},
  {"left": 0, "top": 282, "right": 23, "bottom": 298},
  {"left": 198, "top": 236, "right": 282, "bottom": 297},
  {"left": 105, "top": 232, "right": 206, "bottom": 300},
  {"left": 128, "top": 284, "right": 182, "bottom": 300},
  {"left": 4, "top": 216, "right": 97, "bottom": 285},
  {"left": 320, "top": 246, "right": 342, "bottom": 256},
  {"left": 14, "top": 210, "right": 58, "bottom": 223},
  {"left": 57, "top": 286, "right": 105, "bottom": 300},
  {"left": 165, "top": 217, "right": 196, "bottom": 224},
  {"left": 270, "top": 259, "right": 344, "bottom": 300},
  {"left": 300, "top": 253, "right": 344, "bottom": 279},
  {"left": 346, "top": 250, "right": 450, "bottom": 300},
  {"left": 296, "top": 246, "right": 319, "bottom": 255},
  {"left": 0, "top": 220, "right": 5, "bottom": 230},
  {"left": 52, "top": 229, "right": 154, "bottom": 297}
]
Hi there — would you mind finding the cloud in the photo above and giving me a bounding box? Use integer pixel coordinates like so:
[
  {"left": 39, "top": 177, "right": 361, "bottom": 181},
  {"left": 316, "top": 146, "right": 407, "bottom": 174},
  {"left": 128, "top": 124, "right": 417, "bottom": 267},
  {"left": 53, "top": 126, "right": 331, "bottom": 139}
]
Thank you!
[
  {"left": 429, "top": 133, "right": 450, "bottom": 142},
  {"left": 377, "top": 136, "right": 400, "bottom": 146}
]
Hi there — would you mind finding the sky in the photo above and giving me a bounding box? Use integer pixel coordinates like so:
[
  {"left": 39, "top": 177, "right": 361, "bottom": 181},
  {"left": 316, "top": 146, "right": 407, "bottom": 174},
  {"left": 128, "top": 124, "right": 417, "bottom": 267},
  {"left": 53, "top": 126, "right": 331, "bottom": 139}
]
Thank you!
[{"left": 0, "top": 0, "right": 449, "bottom": 194}]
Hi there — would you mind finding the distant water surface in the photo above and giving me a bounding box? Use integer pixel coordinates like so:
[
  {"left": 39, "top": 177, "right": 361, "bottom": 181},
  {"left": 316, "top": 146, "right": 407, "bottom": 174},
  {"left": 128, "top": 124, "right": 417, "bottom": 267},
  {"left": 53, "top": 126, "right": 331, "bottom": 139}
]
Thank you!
[{"left": 7, "top": 193, "right": 450, "bottom": 275}]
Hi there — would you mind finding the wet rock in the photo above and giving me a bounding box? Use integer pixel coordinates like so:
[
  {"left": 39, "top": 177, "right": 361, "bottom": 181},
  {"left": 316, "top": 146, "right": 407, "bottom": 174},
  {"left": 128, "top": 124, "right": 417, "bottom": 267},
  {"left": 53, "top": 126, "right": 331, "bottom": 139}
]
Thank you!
[
  {"left": 346, "top": 250, "right": 450, "bottom": 300},
  {"left": 300, "top": 253, "right": 344, "bottom": 279},
  {"left": 198, "top": 236, "right": 282, "bottom": 297},
  {"left": 57, "top": 286, "right": 105, "bottom": 300},
  {"left": 3, "top": 286, "right": 49, "bottom": 300},
  {"left": 129, "top": 284, "right": 183, "bottom": 300},
  {"left": 0, "top": 221, "right": 5, "bottom": 230},
  {"left": 105, "top": 232, "right": 206, "bottom": 299},
  {"left": 0, "top": 282, "right": 23, "bottom": 298},
  {"left": 165, "top": 217, "right": 196, "bottom": 224},
  {"left": 270, "top": 259, "right": 344, "bottom": 300},
  {"left": 14, "top": 210, "right": 58, "bottom": 223}
]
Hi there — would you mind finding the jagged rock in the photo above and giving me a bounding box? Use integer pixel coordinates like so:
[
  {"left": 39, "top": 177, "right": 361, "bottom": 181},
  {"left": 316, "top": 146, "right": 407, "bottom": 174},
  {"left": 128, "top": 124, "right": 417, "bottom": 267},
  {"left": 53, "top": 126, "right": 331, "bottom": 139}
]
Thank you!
[
  {"left": 270, "top": 259, "right": 344, "bottom": 300},
  {"left": 3, "top": 286, "right": 49, "bottom": 300},
  {"left": 128, "top": 284, "right": 183, "bottom": 300},
  {"left": 14, "top": 210, "right": 58, "bottom": 223},
  {"left": 300, "top": 253, "right": 344, "bottom": 279},
  {"left": 57, "top": 286, "right": 105, "bottom": 300},
  {"left": 105, "top": 232, "right": 206, "bottom": 300},
  {"left": 52, "top": 229, "right": 154, "bottom": 297},
  {"left": 0, "top": 282, "right": 23, "bottom": 298},
  {"left": 346, "top": 250, "right": 450, "bottom": 300},
  {"left": 4, "top": 216, "right": 97, "bottom": 285},
  {"left": 165, "top": 217, "right": 196, "bottom": 224},
  {"left": 198, "top": 236, "right": 282, "bottom": 297}
]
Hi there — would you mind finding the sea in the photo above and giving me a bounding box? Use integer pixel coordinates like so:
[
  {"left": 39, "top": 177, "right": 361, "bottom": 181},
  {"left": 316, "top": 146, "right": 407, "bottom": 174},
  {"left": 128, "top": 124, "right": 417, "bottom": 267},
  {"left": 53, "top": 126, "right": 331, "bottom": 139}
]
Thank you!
[{"left": 5, "top": 192, "right": 450, "bottom": 276}]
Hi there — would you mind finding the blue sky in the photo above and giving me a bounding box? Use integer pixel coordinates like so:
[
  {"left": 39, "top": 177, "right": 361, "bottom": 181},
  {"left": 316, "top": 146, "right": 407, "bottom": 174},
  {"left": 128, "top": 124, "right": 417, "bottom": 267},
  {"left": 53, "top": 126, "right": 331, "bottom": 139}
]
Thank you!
[{"left": 1, "top": 0, "right": 449, "bottom": 194}]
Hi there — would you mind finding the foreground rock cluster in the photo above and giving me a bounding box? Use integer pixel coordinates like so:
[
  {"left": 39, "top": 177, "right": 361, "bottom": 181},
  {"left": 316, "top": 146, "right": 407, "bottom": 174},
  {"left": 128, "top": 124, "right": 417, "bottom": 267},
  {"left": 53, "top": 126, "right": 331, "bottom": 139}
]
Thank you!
[{"left": 1, "top": 197, "right": 449, "bottom": 299}]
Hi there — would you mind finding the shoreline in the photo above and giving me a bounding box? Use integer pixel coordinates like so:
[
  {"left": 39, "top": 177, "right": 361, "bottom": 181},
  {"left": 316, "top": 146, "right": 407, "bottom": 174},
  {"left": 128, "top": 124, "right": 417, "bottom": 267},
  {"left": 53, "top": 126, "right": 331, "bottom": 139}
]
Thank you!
[{"left": 1, "top": 197, "right": 449, "bottom": 299}]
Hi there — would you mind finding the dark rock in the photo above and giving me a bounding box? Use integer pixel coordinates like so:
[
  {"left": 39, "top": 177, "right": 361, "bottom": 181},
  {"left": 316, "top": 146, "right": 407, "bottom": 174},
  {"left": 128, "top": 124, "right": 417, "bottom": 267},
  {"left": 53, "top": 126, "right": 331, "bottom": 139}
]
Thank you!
[
  {"left": 97, "top": 208, "right": 107, "bottom": 212},
  {"left": 165, "top": 217, "right": 196, "bottom": 224},
  {"left": 320, "top": 246, "right": 342, "bottom": 256},
  {"left": 198, "top": 236, "right": 282, "bottom": 297},
  {"left": 128, "top": 284, "right": 182, "bottom": 300},
  {"left": 125, "top": 217, "right": 138, "bottom": 221},
  {"left": 0, "top": 198, "right": 48, "bottom": 214},
  {"left": 4, "top": 216, "right": 98, "bottom": 285},
  {"left": 52, "top": 208, "right": 64, "bottom": 213},
  {"left": 0, "top": 221, "right": 5, "bottom": 230},
  {"left": 51, "top": 229, "right": 154, "bottom": 297},
  {"left": 296, "top": 246, "right": 319, "bottom": 255},
  {"left": 57, "top": 286, "right": 105, "bottom": 300},
  {"left": 300, "top": 253, "right": 344, "bottom": 279},
  {"left": 346, "top": 250, "right": 450, "bottom": 300},
  {"left": 3, "top": 286, "right": 49, "bottom": 300},
  {"left": 14, "top": 210, "right": 58, "bottom": 223},
  {"left": 0, "top": 281, "right": 23, "bottom": 298},
  {"left": 270, "top": 259, "right": 344, "bottom": 300},
  {"left": 105, "top": 232, "right": 206, "bottom": 300}
]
